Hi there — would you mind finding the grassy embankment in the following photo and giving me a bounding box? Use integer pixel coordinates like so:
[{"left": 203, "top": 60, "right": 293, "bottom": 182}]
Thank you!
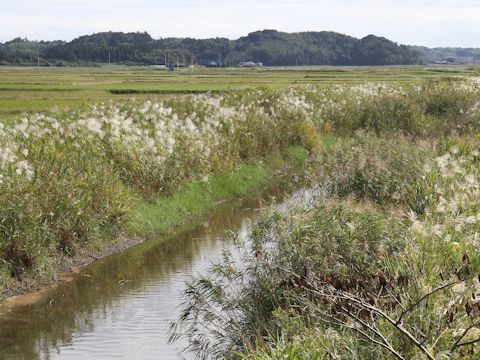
[
  {"left": 0, "top": 85, "right": 317, "bottom": 299},
  {"left": 172, "top": 77, "right": 480, "bottom": 359},
  {"left": 127, "top": 146, "right": 308, "bottom": 236}
]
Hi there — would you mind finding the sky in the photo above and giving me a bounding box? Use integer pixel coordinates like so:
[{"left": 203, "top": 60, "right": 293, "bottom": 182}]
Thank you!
[{"left": 0, "top": 0, "right": 479, "bottom": 47}]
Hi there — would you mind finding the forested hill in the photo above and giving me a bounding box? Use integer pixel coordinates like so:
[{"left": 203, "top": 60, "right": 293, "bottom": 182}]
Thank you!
[
  {"left": 0, "top": 30, "right": 420, "bottom": 66},
  {"left": 410, "top": 46, "right": 480, "bottom": 65}
]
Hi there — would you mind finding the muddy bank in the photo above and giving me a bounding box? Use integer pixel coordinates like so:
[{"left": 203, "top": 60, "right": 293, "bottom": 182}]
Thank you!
[{"left": 3, "top": 234, "right": 144, "bottom": 304}]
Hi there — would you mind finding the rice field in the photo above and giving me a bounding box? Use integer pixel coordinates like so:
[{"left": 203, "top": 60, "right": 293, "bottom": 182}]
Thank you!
[{"left": 0, "top": 65, "right": 479, "bottom": 115}]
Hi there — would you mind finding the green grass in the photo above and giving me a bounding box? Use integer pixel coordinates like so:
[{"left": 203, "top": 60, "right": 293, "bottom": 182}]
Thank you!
[{"left": 127, "top": 146, "right": 308, "bottom": 235}]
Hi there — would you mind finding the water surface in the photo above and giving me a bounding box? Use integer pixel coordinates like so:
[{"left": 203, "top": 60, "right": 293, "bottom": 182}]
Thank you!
[{"left": 0, "top": 184, "right": 299, "bottom": 360}]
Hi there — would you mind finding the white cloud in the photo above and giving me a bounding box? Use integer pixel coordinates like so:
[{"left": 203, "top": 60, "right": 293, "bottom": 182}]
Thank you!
[{"left": 0, "top": 0, "right": 478, "bottom": 47}]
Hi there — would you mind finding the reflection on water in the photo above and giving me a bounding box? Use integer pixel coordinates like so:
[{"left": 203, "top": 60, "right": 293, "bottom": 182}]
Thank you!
[{"left": 0, "top": 182, "right": 297, "bottom": 360}]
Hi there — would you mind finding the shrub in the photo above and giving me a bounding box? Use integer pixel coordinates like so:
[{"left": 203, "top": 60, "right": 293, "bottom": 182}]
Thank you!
[
  {"left": 173, "top": 137, "right": 480, "bottom": 359},
  {"left": 0, "top": 89, "right": 314, "bottom": 280},
  {"left": 310, "top": 136, "right": 431, "bottom": 212}
]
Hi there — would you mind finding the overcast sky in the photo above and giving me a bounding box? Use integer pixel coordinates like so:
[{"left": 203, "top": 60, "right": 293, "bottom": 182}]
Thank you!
[{"left": 0, "top": 0, "right": 479, "bottom": 47}]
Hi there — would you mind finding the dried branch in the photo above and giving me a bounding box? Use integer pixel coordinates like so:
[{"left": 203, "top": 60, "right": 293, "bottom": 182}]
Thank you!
[
  {"left": 454, "top": 338, "right": 480, "bottom": 349},
  {"left": 274, "top": 265, "right": 450, "bottom": 359},
  {"left": 451, "top": 322, "right": 480, "bottom": 353},
  {"left": 331, "top": 290, "right": 435, "bottom": 360},
  {"left": 396, "top": 280, "right": 458, "bottom": 325},
  {"left": 280, "top": 269, "right": 435, "bottom": 359},
  {"left": 341, "top": 306, "right": 405, "bottom": 360}
]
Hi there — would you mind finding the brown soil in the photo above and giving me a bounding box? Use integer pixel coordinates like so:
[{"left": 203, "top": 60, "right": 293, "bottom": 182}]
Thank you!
[{"left": 2, "top": 234, "right": 144, "bottom": 306}]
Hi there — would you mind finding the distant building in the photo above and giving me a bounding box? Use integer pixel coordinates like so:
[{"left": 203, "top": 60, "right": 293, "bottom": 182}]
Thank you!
[
  {"left": 238, "top": 61, "right": 263, "bottom": 68},
  {"left": 150, "top": 65, "right": 167, "bottom": 70},
  {"left": 206, "top": 61, "right": 219, "bottom": 68}
]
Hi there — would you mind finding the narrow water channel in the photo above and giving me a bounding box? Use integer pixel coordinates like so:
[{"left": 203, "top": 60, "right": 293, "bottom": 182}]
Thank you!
[{"left": 0, "top": 183, "right": 300, "bottom": 360}]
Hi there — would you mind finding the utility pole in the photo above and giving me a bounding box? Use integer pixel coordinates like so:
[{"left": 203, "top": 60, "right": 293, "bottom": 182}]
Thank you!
[
  {"left": 108, "top": 50, "right": 111, "bottom": 64},
  {"left": 37, "top": 53, "right": 40, "bottom": 69}
]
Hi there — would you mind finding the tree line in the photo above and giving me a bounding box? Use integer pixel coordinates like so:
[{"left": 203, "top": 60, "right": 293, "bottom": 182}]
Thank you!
[{"left": 0, "top": 30, "right": 424, "bottom": 66}]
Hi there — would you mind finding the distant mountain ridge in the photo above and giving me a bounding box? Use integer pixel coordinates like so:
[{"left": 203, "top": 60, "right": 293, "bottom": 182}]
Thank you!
[
  {"left": 0, "top": 30, "right": 475, "bottom": 67},
  {"left": 410, "top": 46, "right": 480, "bottom": 64}
]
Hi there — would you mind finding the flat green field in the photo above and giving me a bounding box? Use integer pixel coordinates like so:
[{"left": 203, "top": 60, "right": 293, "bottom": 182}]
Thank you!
[{"left": 0, "top": 65, "right": 479, "bottom": 115}]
